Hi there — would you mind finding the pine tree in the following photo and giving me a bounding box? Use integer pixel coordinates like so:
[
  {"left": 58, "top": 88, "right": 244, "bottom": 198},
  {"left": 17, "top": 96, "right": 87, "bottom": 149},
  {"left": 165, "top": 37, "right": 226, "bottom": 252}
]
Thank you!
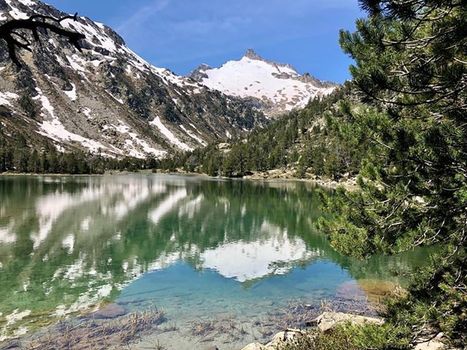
[
  {"left": 28, "top": 150, "right": 40, "bottom": 173},
  {"left": 320, "top": 0, "right": 466, "bottom": 344}
]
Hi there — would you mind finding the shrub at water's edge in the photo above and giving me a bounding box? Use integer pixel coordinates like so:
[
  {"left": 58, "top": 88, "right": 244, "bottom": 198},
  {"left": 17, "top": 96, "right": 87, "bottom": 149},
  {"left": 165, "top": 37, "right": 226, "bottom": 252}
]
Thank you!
[{"left": 285, "top": 323, "right": 411, "bottom": 350}]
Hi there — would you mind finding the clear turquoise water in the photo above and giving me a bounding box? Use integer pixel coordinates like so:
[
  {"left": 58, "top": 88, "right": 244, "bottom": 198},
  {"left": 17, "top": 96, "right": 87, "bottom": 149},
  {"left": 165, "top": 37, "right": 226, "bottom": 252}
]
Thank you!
[{"left": 0, "top": 174, "right": 435, "bottom": 349}]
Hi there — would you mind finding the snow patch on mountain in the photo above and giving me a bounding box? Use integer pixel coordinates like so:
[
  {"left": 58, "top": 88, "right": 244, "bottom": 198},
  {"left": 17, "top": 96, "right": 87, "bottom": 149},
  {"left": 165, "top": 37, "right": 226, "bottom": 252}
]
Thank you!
[
  {"left": 150, "top": 117, "right": 193, "bottom": 151},
  {"left": 17, "top": 0, "right": 34, "bottom": 6},
  {"left": 0, "top": 92, "right": 19, "bottom": 106},
  {"left": 65, "top": 54, "right": 86, "bottom": 73},
  {"left": 63, "top": 83, "right": 77, "bottom": 101},
  {"left": 179, "top": 125, "right": 207, "bottom": 146},
  {"left": 125, "top": 132, "right": 166, "bottom": 159},
  {"left": 4, "top": 0, "right": 28, "bottom": 19},
  {"left": 61, "top": 18, "right": 118, "bottom": 53}
]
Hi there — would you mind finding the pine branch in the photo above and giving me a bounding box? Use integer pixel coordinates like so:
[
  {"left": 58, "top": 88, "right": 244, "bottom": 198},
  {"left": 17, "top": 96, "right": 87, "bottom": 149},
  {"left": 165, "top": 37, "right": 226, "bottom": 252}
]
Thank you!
[{"left": 0, "top": 12, "right": 85, "bottom": 67}]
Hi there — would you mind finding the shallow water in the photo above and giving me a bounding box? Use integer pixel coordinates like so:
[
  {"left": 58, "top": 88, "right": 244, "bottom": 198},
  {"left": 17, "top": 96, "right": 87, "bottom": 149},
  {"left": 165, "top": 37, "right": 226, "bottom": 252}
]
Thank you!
[{"left": 0, "top": 174, "right": 435, "bottom": 349}]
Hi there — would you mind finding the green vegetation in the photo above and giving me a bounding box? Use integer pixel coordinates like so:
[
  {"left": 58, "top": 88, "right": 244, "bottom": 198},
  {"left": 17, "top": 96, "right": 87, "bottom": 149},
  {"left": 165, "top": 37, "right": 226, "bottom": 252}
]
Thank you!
[
  {"left": 159, "top": 84, "right": 371, "bottom": 180},
  {"left": 285, "top": 324, "right": 410, "bottom": 350},
  {"left": 318, "top": 0, "right": 466, "bottom": 347},
  {"left": 0, "top": 133, "right": 153, "bottom": 174}
]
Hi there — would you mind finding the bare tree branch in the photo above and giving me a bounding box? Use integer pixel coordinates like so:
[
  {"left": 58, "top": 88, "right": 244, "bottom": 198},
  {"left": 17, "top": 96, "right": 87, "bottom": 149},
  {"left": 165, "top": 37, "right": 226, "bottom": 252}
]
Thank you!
[{"left": 0, "top": 12, "right": 85, "bottom": 67}]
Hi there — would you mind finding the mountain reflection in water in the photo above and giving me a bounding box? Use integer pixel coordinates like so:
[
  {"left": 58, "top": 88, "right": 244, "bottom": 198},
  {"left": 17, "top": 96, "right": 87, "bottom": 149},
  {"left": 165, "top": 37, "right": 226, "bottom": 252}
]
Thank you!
[{"left": 0, "top": 174, "right": 435, "bottom": 346}]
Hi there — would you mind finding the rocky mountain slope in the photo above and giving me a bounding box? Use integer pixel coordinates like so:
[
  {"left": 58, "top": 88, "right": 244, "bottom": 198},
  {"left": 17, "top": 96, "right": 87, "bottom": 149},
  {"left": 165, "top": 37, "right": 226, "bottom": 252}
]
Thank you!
[
  {"left": 190, "top": 49, "right": 337, "bottom": 117},
  {"left": 0, "top": 0, "right": 267, "bottom": 159}
]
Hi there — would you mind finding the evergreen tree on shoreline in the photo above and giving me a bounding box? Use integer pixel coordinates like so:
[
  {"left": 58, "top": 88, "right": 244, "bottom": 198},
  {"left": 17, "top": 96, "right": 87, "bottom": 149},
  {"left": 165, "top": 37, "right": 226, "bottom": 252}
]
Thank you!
[{"left": 320, "top": 0, "right": 466, "bottom": 345}]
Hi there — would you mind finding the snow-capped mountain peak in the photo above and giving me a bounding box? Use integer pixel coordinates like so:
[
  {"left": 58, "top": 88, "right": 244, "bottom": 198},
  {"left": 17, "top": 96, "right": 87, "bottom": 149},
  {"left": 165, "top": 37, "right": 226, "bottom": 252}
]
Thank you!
[{"left": 190, "top": 49, "right": 337, "bottom": 117}]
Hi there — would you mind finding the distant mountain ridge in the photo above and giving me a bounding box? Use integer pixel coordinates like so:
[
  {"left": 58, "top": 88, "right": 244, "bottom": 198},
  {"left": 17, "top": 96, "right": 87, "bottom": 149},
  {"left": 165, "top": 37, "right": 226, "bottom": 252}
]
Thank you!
[
  {"left": 190, "top": 49, "right": 338, "bottom": 117},
  {"left": 0, "top": 0, "right": 267, "bottom": 159}
]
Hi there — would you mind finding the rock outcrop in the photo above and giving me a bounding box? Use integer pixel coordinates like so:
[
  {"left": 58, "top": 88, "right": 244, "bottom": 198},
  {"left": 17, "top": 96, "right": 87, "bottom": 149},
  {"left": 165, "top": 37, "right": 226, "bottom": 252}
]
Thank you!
[
  {"left": 240, "top": 329, "right": 308, "bottom": 350},
  {"left": 414, "top": 333, "right": 446, "bottom": 350}
]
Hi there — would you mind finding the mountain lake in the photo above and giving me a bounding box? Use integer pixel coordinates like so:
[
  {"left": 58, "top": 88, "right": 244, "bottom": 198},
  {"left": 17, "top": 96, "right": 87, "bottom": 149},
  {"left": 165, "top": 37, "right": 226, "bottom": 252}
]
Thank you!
[{"left": 0, "top": 174, "right": 436, "bottom": 349}]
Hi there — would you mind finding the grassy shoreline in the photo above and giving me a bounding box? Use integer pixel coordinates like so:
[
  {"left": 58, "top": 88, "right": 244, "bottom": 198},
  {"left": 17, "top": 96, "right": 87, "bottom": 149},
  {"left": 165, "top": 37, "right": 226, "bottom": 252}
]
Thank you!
[
  {"left": 155, "top": 168, "right": 358, "bottom": 190},
  {"left": 0, "top": 169, "right": 358, "bottom": 191}
]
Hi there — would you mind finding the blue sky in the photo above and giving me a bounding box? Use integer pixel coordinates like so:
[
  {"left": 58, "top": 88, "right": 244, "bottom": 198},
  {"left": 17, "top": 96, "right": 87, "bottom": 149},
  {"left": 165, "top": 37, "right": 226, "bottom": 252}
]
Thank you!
[{"left": 45, "top": 0, "right": 364, "bottom": 83}]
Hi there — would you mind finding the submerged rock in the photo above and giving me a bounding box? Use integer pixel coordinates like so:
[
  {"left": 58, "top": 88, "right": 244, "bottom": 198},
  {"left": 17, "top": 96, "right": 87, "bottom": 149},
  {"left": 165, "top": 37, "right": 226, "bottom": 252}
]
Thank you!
[
  {"left": 357, "top": 279, "right": 407, "bottom": 303},
  {"left": 266, "top": 329, "right": 307, "bottom": 347},
  {"left": 241, "top": 328, "right": 308, "bottom": 350},
  {"left": 0, "top": 340, "right": 21, "bottom": 349},
  {"left": 91, "top": 303, "right": 127, "bottom": 319}
]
